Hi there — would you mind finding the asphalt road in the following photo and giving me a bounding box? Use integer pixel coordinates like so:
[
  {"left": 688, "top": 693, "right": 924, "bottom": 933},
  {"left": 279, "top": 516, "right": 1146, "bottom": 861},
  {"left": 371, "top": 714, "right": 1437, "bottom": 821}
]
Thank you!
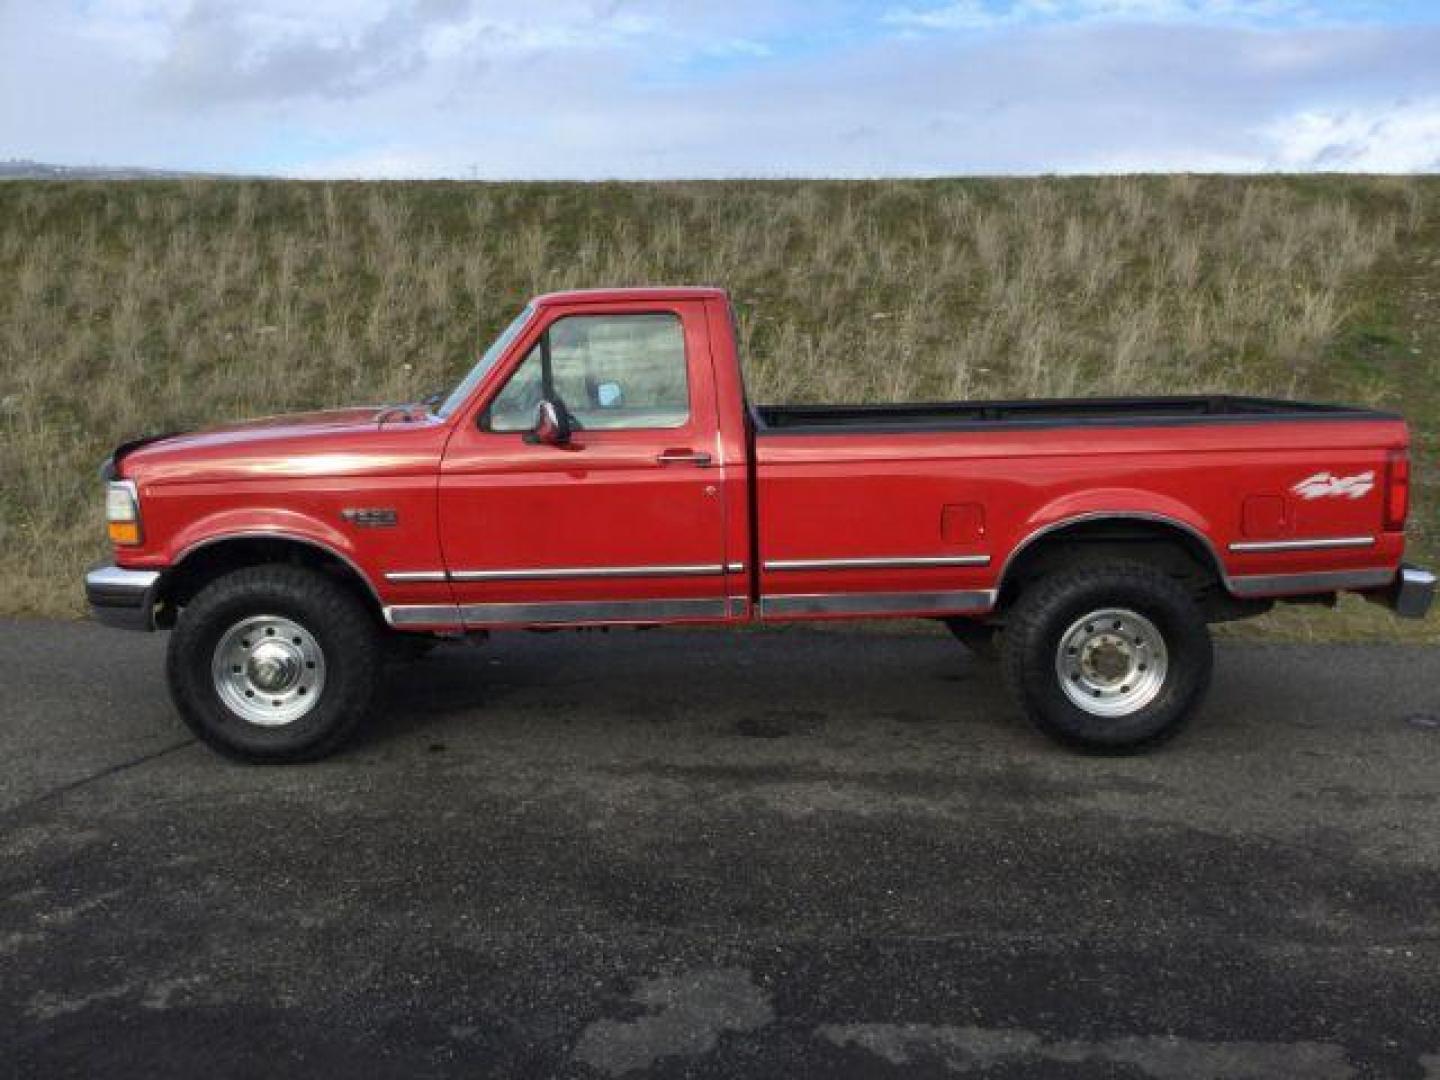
[{"left": 2, "top": 619, "right": 1438, "bottom": 1079}]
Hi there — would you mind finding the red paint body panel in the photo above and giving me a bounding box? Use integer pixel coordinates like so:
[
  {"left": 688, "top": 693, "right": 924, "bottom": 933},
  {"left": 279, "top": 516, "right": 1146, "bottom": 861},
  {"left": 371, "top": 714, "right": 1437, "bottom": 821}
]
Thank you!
[
  {"left": 110, "top": 288, "right": 1414, "bottom": 630},
  {"left": 754, "top": 421, "right": 1406, "bottom": 604},
  {"left": 117, "top": 413, "right": 455, "bottom": 609},
  {"left": 437, "top": 298, "right": 737, "bottom": 625}
]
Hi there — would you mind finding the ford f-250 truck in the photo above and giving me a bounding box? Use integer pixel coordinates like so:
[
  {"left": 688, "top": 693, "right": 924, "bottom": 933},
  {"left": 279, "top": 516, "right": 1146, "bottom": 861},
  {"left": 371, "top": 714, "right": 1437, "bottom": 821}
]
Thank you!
[{"left": 86, "top": 287, "right": 1435, "bottom": 762}]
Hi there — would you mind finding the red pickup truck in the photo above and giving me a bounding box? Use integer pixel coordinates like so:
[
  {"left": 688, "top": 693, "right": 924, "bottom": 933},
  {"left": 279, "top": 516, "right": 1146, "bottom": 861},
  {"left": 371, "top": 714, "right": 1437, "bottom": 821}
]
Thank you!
[{"left": 87, "top": 287, "right": 1433, "bottom": 761}]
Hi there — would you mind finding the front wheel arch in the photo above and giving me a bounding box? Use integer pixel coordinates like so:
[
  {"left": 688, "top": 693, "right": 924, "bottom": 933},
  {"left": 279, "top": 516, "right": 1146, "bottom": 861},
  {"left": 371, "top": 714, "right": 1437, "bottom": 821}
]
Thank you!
[{"left": 155, "top": 535, "right": 386, "bottom": 630}]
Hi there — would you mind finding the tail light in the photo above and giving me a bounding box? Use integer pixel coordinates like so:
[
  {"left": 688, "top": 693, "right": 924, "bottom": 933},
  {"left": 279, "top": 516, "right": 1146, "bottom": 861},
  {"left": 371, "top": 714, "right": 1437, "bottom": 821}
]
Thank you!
[{"left": 1384, "top": 448, "right": 1410, "bottom": 531}]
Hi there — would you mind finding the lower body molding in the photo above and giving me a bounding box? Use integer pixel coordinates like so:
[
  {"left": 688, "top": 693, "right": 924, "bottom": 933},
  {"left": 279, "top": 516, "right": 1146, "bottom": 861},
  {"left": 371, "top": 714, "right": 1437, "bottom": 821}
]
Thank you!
[
  {"left": 1228, "top": 567, "right": 1395, "bottom": 598},
  {"left": 385, "top": 590, "right": 995, "bottom": 628},
  {"left": 759, "top": 590, "right": 996, "bottom": 618},
  {"left": 385, "top": 570, "right": 1400, "bottom": 628},
  {"left": 386, "top": 597, "right": 735, "bottom": 628}
]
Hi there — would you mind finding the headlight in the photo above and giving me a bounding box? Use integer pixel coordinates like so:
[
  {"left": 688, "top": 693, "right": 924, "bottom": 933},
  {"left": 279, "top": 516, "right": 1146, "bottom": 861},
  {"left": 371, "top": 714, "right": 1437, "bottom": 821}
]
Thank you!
[{"left": 105, "top": 480, "right": 143, "bottom": 546}]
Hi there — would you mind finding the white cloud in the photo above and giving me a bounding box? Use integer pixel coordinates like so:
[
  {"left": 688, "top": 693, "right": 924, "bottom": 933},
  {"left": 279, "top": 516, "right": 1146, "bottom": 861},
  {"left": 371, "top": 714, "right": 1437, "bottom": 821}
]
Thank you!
[{"left": 1264, "top": 99, "right": 1440, "bottom": 171}]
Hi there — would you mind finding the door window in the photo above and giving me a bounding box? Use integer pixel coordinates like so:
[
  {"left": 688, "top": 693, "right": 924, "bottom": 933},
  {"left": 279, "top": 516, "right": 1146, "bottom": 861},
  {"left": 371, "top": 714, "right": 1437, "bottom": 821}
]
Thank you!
[{"left": 485, "top": 312, "right": 690, "bottom": 432}]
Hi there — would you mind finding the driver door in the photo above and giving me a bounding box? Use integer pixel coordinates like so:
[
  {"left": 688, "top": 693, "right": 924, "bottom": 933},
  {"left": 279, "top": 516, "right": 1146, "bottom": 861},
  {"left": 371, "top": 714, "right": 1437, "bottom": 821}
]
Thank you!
[{"left": 437, "top": 300, "right": 733, "bottom": 626}]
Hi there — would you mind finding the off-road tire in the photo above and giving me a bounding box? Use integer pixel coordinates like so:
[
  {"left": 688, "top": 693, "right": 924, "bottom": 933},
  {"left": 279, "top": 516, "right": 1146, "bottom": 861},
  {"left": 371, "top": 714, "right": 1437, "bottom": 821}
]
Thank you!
[
  {"left": 166, "top": 565, "right": 382, "bottom": 763},
  {"left": 1001, "top": 560, "right": 1212, "bottom": 752}
]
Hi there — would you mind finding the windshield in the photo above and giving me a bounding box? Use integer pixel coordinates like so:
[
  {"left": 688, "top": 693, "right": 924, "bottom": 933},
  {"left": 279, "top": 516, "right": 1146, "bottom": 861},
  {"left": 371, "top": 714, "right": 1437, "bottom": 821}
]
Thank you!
[{"left": 435, "top": 305, "right": 534, "bottom": 419}]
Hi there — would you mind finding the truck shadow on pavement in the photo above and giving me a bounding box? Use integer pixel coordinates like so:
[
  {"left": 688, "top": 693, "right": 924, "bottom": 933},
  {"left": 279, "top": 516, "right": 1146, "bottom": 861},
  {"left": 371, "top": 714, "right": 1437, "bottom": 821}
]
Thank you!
[{"left": 359, "top": 627, "right": 1018, "bottom": 752}]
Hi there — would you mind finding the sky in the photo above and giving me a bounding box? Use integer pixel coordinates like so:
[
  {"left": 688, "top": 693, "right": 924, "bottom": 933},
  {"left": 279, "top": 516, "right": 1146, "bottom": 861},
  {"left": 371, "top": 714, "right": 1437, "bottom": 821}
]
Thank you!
[{"left": 2, "top": 0, "right": 1439, "bottom": 177}]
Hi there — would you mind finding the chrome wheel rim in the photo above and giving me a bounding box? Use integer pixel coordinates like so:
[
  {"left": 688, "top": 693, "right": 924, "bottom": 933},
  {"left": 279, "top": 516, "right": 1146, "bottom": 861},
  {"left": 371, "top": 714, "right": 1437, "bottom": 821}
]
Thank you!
[
  {"left": 211, "top": 615, "right": 326, "bottom": 727},
  {"left": 1055, "top": 607, "right": 1168, "bottom": 718}
]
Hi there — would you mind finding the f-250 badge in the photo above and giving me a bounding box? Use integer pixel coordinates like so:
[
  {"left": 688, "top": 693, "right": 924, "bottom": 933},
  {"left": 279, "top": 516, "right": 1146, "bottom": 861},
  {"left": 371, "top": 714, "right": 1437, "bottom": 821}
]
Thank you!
[{"left": 1292, "top": 470, "right": 1375, "bottom": 500}]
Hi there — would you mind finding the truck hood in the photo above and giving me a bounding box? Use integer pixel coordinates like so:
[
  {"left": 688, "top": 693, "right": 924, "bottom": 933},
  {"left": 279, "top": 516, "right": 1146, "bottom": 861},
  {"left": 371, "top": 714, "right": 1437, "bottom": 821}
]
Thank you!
[
  {"left": 194, "top": 405, "right": 392, "bottom": 436},
  {"left": 117, "top": 405, "right": 448, "bottom": 485}
]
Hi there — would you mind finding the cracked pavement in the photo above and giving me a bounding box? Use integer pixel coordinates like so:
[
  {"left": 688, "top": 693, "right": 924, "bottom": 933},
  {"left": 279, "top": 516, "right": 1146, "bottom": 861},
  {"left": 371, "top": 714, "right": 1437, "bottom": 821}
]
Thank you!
[{"left": 2, "top": 619, "right": 1439, "bottom": 1077}]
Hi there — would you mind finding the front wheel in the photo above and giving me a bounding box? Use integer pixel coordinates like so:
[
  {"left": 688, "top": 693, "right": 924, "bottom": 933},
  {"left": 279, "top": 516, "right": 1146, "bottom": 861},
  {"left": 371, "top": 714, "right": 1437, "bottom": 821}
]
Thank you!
[
  {"left": 166, "top": 565, "right": 382, "bottom": 763},
  {"left": 1000, "top": 561, "right": 1213, "bottom": 752}
]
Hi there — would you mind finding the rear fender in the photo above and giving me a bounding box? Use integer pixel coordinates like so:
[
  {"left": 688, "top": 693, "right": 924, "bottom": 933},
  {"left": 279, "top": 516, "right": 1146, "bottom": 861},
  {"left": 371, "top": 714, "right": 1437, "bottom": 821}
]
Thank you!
[
  {"left": 1001, "top": 489, "right": 1227, "bottom": 589},
  {"left": 1024, "top": 489, "right": 1214, "bottom": 540}
]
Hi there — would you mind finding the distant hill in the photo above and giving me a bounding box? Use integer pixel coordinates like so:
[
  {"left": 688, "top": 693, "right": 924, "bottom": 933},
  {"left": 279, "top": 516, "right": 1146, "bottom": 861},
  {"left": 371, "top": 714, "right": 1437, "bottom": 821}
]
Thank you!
[{"left": 0, "top": 159, "right": 212, "bottom": 180}]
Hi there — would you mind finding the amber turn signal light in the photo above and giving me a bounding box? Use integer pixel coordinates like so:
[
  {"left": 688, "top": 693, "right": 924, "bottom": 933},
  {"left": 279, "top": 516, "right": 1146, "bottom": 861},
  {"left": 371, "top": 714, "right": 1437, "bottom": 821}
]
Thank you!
[{"left": 107, "top": 520, "right": 142, "bottom": 545}]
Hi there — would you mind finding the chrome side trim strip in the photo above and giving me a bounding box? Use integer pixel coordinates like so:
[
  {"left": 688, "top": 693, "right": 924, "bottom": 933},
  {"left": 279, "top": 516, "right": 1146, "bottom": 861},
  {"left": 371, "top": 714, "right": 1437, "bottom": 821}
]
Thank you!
[
  {"left": 388, "top": 565, "right": 732, "bottom": 583},
  {"left": 764, "top": 555, "right": 990, "bottom": 571},
  {"left": 1228, "top": 536, "right": 1375, "bottom": 553},
  {"left": 449, "top": 564, "right": 726, "bottom": 582},
  {"left": 385, "top": 604, "right": 464, "bottom": 628},
  {"left": 1229, "top": 567, "right": 1394, "bottom": 598},
  {"left": 460, "top": 598, "right": 729, "bottom": 624},
  {"left": 760, "top": 590, "right": 995, "bottom": 618}
]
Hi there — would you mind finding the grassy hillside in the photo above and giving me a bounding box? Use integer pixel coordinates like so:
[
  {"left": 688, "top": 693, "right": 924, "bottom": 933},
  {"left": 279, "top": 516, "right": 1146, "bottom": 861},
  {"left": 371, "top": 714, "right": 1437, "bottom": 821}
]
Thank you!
[{"left": 0, "top": 176, "right": 1435, "bottom": 638}]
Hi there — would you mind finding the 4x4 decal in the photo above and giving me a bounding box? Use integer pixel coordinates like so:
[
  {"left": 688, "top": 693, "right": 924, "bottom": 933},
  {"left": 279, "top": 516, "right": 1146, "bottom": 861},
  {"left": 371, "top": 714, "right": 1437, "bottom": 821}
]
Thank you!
[{"left": 1292, "top": 470, "right": 1375, "bottom": 500}]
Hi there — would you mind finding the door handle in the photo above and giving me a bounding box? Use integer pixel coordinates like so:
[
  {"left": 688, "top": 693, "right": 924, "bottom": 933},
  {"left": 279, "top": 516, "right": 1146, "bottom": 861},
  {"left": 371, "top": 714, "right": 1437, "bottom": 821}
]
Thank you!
[{"left": 656, "top": 450, "right": 713, "bottom": 466}]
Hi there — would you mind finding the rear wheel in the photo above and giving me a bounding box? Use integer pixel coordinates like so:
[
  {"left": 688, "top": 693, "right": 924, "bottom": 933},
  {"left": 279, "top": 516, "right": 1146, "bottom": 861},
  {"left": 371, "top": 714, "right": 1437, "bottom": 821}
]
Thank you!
[
  {"left": 1001, "top": 560, "right": 1212, "bottom": 752},
  {"left": 166, "top": 565, "right": 382, "bottom": 763}
]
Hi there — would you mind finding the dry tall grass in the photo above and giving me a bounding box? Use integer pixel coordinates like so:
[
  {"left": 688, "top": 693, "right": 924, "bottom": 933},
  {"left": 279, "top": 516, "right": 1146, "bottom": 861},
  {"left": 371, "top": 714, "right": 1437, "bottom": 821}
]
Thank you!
[{"left": 0, "top": 176, "right": 1432, "bottom": 620}]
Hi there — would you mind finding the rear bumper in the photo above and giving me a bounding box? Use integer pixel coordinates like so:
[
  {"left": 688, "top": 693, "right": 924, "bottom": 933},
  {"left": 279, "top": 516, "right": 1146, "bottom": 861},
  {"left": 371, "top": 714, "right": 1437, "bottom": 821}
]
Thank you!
[
  {"left": 85, "top": 563, "right": 162, "bottom": 631},
  {"left": 1378, "top": 563, "right": 1436, "bottom": 620}
]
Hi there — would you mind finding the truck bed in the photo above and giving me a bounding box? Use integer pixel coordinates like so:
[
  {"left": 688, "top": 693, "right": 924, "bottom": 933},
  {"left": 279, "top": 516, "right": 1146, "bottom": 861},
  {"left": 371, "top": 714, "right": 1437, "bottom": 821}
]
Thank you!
[{"left": 753, "top": 395, "right": 1394, "bottom": 434}]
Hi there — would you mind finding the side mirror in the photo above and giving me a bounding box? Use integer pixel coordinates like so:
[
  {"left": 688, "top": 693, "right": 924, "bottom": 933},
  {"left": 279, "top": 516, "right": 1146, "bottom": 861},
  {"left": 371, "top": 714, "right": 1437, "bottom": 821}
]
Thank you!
[{"left": 528, "top": 399, "right": 571, "bottom": 446}]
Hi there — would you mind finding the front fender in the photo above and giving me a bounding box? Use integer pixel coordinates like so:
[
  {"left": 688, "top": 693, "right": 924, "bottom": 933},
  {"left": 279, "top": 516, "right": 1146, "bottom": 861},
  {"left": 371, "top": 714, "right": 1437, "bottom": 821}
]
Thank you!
[{"left": 164, "top": 508, "right": 361, "bottom": 568}]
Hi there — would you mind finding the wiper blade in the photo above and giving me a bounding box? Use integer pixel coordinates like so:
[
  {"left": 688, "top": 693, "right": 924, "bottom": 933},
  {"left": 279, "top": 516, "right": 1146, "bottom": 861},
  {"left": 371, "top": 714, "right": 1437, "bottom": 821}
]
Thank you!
[
  {"left": 375, "top": 404, "right": 411, "bottom": 424},
  {"left": 377, "top": 392, "right": 446, "bottom": 425}
]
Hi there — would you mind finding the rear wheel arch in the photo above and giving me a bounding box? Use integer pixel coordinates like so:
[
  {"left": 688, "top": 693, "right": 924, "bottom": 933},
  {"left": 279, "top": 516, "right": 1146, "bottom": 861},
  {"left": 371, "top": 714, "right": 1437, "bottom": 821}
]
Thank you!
[
  {"left": 155, "top": 534, "right": 386, "bottom": 628},
  {"left": 996, "top": 514, "right": 1236, "bottom": 617}
]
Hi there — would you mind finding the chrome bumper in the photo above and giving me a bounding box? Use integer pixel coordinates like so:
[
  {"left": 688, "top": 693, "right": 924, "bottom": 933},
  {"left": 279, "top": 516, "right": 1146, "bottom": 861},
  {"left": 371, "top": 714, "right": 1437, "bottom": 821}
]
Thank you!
[
  {"left": 1381, "top": 563, "right": 1436, "bottom": 620},
  {"left": 85, "top": 564, "right": 162, "bottom": 631}
]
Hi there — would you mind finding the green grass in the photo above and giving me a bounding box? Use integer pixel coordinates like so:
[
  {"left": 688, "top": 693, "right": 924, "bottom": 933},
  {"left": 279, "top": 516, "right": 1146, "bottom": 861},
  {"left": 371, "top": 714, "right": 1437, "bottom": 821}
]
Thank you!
[{"left": 0, "top": 175, "right": 1434, "bottom": 638}]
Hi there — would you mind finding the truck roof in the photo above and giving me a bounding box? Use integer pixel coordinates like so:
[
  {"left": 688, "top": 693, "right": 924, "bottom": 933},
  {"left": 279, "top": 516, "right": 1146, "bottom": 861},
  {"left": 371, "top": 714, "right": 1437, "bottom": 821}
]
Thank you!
[{"left": 532, "top": 286, "right": 728, "bottom": 307}]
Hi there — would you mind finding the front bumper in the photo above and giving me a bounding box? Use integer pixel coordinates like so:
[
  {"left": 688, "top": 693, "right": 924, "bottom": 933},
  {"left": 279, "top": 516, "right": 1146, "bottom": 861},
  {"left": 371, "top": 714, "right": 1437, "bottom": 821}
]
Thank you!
[
  {"left": 85, "top": 563, "right": 162, "bottom": 631},
  {"left": 1379, "top": 563, "right": 1436, "bottom": 620}
]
